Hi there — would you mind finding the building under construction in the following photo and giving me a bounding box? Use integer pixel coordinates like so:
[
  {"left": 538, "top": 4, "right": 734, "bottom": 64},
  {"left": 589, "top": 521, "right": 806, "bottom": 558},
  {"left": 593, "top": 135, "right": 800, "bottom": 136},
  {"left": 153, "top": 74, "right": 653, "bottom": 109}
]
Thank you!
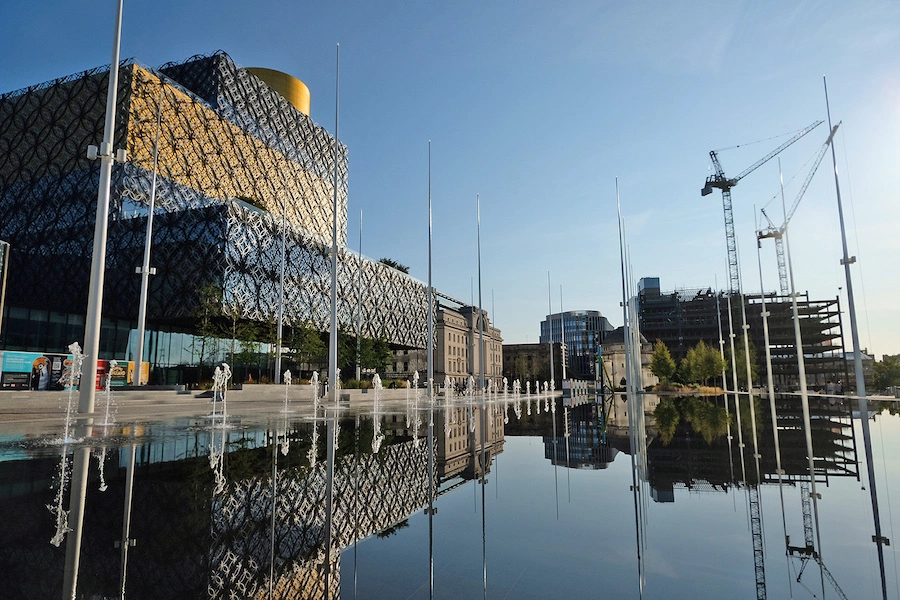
[{"left": 637, "top": 278, "right": 847, "bottom": 391}]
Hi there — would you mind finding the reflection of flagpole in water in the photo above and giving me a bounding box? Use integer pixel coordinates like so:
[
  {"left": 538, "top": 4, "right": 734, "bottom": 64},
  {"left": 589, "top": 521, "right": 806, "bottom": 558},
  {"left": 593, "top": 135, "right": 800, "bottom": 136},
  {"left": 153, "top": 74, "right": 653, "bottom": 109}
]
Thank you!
[
  {"left": 63, "top": 430, "right": 91, "bottom": 600},
  {"left": 616, "top": 179, "right": 644, "bottom": 597},
  {"left": 62, "top": 340, "right": 89, "bottom": 599},
  {"left": 754, "top": 212, "right": 794, "bottom": 589},
  {"left": 117, "top": 443, "right": 137, "bottom": 600},
  {"left": 779, "top": 160, "right": 827, "bottom": 596},
  {"left": 268, "top": 426, "right": 278, "bottom": 599},
  {"left": 353, "top": 414, "right": 361, "bottom": 599},
  {"left": 726, "top": 292, "right": 748, "bottom": 489},
  {"left": 552, "top": 392, "right": 559, "bottom": 519},
  {"left": 715, "top": 284, "right": 737, "bottom": 503}
]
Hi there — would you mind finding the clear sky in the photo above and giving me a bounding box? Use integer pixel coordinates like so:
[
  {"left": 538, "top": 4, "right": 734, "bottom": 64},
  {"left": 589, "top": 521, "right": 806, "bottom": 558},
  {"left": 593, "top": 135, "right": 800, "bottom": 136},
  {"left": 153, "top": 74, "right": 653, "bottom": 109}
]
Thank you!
[{"left": 2, "top": 1, "right": 898, "bottom": 357}]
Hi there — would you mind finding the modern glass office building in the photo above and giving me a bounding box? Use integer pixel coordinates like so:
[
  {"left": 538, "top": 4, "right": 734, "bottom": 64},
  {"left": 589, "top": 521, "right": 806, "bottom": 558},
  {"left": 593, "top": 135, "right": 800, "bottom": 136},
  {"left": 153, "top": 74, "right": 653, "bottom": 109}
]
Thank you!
[{"left": 539, "top": 310, "right": 614, "bottom": 380}]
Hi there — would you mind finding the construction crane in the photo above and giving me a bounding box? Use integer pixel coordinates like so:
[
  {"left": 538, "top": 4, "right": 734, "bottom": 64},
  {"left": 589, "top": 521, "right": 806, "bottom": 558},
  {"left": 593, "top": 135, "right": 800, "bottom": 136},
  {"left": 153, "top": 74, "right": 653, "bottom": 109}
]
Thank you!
[
  {"left": 701, "top": 120, "right": 823, "bottom": 293},
  {"left": 758, "top": 124, "right": 840, "bottom": 294}
]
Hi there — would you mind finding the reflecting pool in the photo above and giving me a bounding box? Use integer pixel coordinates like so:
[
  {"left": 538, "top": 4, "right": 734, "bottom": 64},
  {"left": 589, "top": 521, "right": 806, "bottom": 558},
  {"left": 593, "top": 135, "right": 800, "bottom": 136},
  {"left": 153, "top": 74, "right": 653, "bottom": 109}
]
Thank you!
[{"left": 1, "top": 388, "right": 898, "bottom": 599}]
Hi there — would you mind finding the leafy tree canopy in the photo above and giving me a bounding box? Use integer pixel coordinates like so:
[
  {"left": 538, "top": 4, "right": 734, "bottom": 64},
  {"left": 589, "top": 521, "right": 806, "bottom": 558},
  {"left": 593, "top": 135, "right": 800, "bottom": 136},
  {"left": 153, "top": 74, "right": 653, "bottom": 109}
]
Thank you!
[
  {"left": 650, "top": 340, "right": 677, "bottom": 383},
  {"left": 378, "top": 257, "right": 409, "bottom": 274},
  {"left": 874, "top": 355, "right": 900, "bottom": 390}
]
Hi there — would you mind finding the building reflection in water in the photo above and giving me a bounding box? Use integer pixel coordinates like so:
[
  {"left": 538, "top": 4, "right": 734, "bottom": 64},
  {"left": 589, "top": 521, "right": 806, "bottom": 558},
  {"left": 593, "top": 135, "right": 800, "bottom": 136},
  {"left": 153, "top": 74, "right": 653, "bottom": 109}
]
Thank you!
[
  {"left": 540, "top": 391, "right": 862, "bottom": 597},
  {"left": 0, "top": 399, "right": 507, "bottom": 599},
  {"left": 0, "top": 389, "right": 877, "bottom": 599}
]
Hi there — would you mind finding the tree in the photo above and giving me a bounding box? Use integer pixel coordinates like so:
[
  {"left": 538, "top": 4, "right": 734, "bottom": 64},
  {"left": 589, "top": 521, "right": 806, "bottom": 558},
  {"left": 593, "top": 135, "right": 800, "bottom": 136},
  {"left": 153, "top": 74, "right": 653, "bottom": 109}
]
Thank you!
[
  {"left": 377, "top": 257, "right": 409, "bottom": 274},
  {"left": 365, "top": 333, "right": 393, "bottom": 374},
  {"left": 190, "top": 282, "right": 224, "bottom": 381},
  {"left": 286, "top": 322, "right": 326, "bottom": 372},
  {"left": 729, "top": 334, "right": 759, "bottom": 389},
  {"left": 680, "top": 340, "right": 725, "bottom": 385},
  {"left": 682, "top": 397, "right": 731, "bottom": 444},
  {"left": 220, "top": 297, "right": 258, "bottom": 375},
  {"left": 654, "top": 398, "right": 680, "bottom": 446},
  {"left": 874, "top": 355, "right": 900, "bottom": 391},
  {"left": 650, "top": 340, "right": 677, "bottom": 383}
]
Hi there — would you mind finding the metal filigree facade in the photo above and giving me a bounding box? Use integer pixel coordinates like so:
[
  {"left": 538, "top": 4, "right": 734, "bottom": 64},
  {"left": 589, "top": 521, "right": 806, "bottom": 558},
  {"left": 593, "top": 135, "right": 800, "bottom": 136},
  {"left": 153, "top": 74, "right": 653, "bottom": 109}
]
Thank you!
[
  {"left": 209, "top": 439, "right": 430, "bottom": 599},
  {"left": 0, "top": 52, "right": 429, "bottom": 348}
]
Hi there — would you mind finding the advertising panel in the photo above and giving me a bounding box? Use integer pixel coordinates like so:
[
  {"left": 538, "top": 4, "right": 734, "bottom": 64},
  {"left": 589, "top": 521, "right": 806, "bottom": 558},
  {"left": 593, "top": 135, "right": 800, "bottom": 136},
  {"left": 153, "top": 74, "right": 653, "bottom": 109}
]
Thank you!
[
  {"left": 0, "top": 353, "right": 149, "bottom": 390},
  {"left": 0, "top": 351, "right": 68, "bottom": 390}
]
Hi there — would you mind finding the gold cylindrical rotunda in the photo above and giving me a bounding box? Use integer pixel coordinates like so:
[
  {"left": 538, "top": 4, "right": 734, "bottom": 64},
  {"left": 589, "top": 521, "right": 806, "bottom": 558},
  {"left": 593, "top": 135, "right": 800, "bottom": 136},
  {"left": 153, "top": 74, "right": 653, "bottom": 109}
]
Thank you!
[{"left": 247, "top": 67, "right": 310, "bottom": 116}]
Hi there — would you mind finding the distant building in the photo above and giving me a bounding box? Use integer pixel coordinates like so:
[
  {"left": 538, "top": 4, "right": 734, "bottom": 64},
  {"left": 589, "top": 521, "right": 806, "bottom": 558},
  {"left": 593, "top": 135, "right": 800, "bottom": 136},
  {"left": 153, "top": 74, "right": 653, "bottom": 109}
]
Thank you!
[
  {"left": 389, "top": 301, "right": 502, "bottom": 390},
  {"left": 502, "top": 342, "right": 566, "bottom": 390},
  {"left": 543, "top": 402, "right": 619, "bottom": 469},
  {"left": 841, "top": 349, "right": 875, "bottom": 392},
  {"left": 637, "top": 277, "right": 846, "bottom": 391},
  {"left": 600, "top": 327, "right": 658, "bottom": 390},
  {"left": 539, "top": 310, "right": 614, "bottom": 381}
]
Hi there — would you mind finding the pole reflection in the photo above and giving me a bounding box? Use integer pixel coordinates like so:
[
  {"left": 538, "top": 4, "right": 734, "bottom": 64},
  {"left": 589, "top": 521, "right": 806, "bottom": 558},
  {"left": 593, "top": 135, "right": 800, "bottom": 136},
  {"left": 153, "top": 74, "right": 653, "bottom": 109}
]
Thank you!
[{"left": 12, "top": 386, "right": 892, "bottom": 599}]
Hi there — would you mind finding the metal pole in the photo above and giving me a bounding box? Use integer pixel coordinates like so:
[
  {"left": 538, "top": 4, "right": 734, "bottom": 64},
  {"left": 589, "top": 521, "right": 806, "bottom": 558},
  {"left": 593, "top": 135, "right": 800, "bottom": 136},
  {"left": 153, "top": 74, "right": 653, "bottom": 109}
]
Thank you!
[
  {"left": 823, "top": 76, "right": 887, "bottom": 598},
  {"left": 134, "top": 86, "right": 162, "bottom": 386},
  {"left": 779, "top": 161, "right": 825, "bottom": 566},
  {"left": 62, "top": 441, "right": 91, "bottom": 600},
  {"left": 274, "top": 197, "right": 285, "bottom": 384},
  {"left": 754, "top": 216, "right": 783, "bottom": 477},
  {"left": 560, "top": 285, "right": 567, "bottom": 381},
  {"left": 547, "top": 272, "right": 554, "bottom": 388},
  {"left": 427, "top": 144, "right": 434, "bottom": 398},
  {"left": 356, "top": 209, "right": 362, "bottom": 381},
  {"left": 80, "top": 0, "right": 124, "bottom": 413},
  {"left": 324, "top": 43, "right": 340, "bottom": 599},
  {"left": 426, "top": 140, "right": 435, "bottom": 599},
  {"left": 477, "top": 195, "right": 485, "bottom": 393},
  {"left": 118, "top": 444, "right": 137, "bottom": 599}
]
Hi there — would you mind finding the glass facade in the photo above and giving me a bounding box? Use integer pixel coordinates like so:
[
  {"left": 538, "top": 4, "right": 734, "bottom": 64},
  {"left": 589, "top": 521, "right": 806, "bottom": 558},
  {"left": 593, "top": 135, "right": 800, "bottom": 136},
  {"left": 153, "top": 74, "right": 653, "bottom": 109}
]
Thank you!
[
  {"left": 0, "top": 52, "right": 433, "bottom": 379},
  {"left": 539, "top": 310, "right": 614, "bottom": 380}
]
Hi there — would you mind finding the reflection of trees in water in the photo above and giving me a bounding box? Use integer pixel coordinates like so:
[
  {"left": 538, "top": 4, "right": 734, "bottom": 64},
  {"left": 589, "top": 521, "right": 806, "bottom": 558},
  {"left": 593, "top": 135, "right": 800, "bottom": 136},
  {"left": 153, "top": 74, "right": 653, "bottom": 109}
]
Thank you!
[
  {"left": 655, "top": 399, "right": 679, "bottom": 446},
  {"left": 653, "top": 396, "right": 733, "bottom": 446}
]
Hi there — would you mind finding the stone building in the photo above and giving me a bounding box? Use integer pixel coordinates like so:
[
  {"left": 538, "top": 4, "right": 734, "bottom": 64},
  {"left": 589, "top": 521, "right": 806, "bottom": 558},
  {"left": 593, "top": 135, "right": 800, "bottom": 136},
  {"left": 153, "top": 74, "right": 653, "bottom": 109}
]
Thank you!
[{"left": 389, "top": 300, "right": 502, "bottom": 390}]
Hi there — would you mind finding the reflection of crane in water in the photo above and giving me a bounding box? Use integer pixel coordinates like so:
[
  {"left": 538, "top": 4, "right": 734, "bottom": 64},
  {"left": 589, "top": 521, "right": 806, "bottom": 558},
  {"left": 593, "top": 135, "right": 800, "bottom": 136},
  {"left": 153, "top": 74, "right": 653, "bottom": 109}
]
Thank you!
[{"left": 787, "top": 480, "right": 849, "bottom": 599}]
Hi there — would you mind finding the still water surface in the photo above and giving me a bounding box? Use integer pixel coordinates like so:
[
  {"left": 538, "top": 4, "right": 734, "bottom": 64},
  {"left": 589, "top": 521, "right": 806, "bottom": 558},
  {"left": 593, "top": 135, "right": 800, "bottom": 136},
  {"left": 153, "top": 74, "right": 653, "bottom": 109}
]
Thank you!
[{"left": 1, "top": 390, "right": 898, "bottom": 599}]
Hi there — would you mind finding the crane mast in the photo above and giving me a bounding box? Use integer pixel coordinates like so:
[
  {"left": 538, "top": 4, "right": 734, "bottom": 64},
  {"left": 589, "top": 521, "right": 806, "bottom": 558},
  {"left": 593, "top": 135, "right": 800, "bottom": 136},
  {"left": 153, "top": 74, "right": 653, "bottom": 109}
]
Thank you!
[
  {"left": 703, "top": 120, "right": 822, "bottom": 600},
  {"left": 702, "top": 120, "right": 823, "bottom": 293},
  {"left": 758, "top": 123, "right": 840, "bottom": 294}
]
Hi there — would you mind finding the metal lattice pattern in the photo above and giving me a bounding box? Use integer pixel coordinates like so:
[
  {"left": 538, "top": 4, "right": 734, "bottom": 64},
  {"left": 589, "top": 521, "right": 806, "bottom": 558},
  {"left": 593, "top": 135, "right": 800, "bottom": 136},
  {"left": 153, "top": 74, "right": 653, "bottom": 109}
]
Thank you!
[
  {"left": 208, "top": 439, "right": 430, "bottom": 600},
  {"left": 0, "top": 53, "right": 430, "bottom": 347}
]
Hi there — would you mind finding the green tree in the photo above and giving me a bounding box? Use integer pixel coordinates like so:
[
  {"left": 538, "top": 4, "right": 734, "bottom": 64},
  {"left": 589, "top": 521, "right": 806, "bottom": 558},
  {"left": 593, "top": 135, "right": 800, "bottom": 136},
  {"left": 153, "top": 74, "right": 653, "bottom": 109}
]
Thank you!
[
  {"left": 190, "top": 282, "right": 224, "bottom": 381},
  {"left": 654, "top": 398, "right": 680, "bottom": 446},
  {"left": 337, "top": 324, "right": 358, "bottom": 376},
  {"left": 702, "top": 342, "right": 727, "bottom": 387},
  {"left": 286, "top": 322, "right": 326, "bottom": 372},
  {"left": 729, "top": 335, "right": 759, "bottom": 389},
  {"left": 874, "top": 355, "right": 900, "bottom": 391},
  {"left": 680, "top": 340, "right": 723, "bottom": 385},
  {"left": 377, "top": 257, "right": 409, "bottom": 274},
  {"left": 219, "top": 298, "right": 258, "bottom": 374},
  {"left": 683, "top": 397, "right": 731, "bottom": 444},
  {"left": 650, "top": 340, "right": 677, "bottom": 383},
  {"left": 365, "top": 333, "right": 393, "bottom": 373}
]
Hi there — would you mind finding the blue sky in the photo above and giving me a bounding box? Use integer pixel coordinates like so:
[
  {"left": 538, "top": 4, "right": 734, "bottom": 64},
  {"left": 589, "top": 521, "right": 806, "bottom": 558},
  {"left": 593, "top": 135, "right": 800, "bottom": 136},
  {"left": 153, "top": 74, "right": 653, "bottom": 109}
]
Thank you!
[{"left": 2, "top": 1, "right": 898, "bottom": 356}]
